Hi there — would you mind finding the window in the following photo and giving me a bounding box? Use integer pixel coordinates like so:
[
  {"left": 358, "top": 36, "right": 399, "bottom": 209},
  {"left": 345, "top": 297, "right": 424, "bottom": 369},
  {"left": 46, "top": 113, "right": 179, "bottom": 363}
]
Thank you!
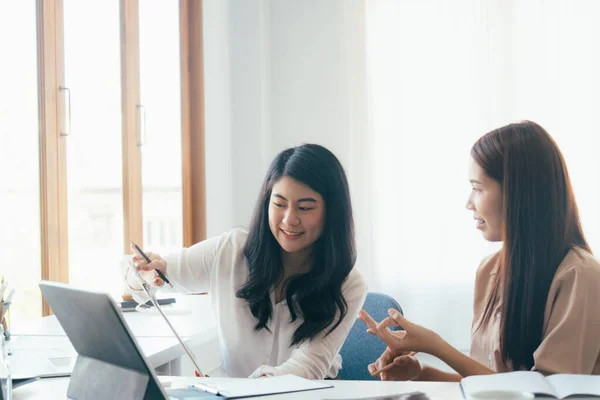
[
  {"left": 0, "top": 1, "right": 42, "bottom": 321},
  {"left": 139, "top": 0, "right": 184, "bottom": 256},
  {"left": 0, "top": 0, "right": 205, "bottom": 318},
  {"left": 63, "top": 0, "right": 124, "bottom": 297}
]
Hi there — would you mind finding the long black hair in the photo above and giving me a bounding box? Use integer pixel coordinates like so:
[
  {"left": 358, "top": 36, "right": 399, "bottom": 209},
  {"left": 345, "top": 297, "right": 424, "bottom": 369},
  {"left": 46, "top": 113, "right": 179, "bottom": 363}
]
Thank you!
[
  {"left": 472, "top": 121, "right": 590, "bottom": 370},
  {"left": 236, "top": 143, "right": 356, "bottom": 346}
]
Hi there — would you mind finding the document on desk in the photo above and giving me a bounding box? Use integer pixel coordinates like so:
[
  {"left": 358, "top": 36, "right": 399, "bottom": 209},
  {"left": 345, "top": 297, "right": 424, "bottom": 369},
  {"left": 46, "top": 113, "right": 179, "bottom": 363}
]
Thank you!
[
  {"left": 9, "top": 346, "right": 76, "bottom": 380},
  {"left": 190, "top": 375, "right": 333, "bottom": 398},
  {"left": 322, "top": 393, "right": 428, "bottom": 400},
  {"left": 10, "top": 355, "right": 75, "bottom": 380}
]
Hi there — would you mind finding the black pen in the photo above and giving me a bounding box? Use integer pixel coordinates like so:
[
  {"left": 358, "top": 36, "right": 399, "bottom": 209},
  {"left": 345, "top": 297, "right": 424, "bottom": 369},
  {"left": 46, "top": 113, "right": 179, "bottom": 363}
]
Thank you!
[{"left": 130, "top": 240, "right": 174, "bottom": 288}]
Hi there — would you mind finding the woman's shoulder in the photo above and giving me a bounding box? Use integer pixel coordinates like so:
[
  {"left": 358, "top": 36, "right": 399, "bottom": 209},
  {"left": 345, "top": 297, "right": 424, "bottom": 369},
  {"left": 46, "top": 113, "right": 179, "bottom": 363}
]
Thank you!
[
  {"left": 476, "top": 251, "right": 501, "bottom": 277},
  {"left": 554, "top": 247, "right": 600, "bottom": 282},
  {"left": 343, "top": 267, "right": 368, "bottom": 294},
  {"left": 225, "top": 226, "right": 249, "bottom": 243},
  {"left": 211, "top": 227, "right": 249, "bottom": 253}
]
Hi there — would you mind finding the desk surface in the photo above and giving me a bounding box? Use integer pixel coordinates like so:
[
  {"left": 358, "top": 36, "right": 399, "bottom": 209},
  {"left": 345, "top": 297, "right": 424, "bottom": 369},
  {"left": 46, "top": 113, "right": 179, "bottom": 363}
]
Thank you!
[
  {"left": 10, "top": 294, "right": 215, "bottom": 338},
  {"left": 7, "top": 335, "right": 186, "bottom": 379},
  {"left": 7, "top": 296, "right": 218, "bottom": 379},
  {"left": 13, "top": 376, "right": 463, "bottom": 400}
]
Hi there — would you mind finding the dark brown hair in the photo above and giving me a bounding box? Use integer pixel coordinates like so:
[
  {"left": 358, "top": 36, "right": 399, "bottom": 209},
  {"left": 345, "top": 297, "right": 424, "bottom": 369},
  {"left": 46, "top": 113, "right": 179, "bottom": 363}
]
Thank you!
[{"left": 471, "top": 121, "right": 590, "bottom": 370}]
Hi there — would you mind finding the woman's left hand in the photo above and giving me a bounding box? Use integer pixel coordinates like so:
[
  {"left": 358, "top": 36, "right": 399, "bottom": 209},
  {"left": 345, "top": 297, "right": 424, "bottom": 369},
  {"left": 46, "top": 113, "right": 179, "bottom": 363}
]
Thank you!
[{"left": 358, "top": 309, "right": 444, "bottom": 357}]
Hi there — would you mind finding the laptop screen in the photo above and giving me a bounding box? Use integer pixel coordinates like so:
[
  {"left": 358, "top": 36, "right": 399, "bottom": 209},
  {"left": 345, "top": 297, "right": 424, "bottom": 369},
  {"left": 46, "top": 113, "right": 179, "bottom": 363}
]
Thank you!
[{"left": 39, "top": 280, "right": 168, "bottom": 400}]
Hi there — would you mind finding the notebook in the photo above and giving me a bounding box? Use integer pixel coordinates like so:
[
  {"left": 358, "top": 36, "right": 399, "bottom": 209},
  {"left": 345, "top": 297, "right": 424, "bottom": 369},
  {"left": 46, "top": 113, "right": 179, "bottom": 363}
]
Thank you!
[
  {"left": 167, "top": 375, "right": 332, "bottom": 399},
  {"left": 9, "top": 352, "right": 75, "bottom": 379},
  {"left": 8, "top": 337, "right": 76, "bottom": 379},
  {"left": 190, "top": 375, "right": 333, "bottom": 399},
  {"left": 461, "top": 371, "right": 600, "bottom": 399},
  {"left": 322, "top": 393, "right": 427, "bottom": 400}
]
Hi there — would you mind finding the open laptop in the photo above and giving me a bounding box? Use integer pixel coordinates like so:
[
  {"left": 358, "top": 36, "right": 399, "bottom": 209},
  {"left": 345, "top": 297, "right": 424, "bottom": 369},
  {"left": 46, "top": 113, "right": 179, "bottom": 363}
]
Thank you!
[{"left": 39, "top": 280, "right": 173, "bottom": 400}]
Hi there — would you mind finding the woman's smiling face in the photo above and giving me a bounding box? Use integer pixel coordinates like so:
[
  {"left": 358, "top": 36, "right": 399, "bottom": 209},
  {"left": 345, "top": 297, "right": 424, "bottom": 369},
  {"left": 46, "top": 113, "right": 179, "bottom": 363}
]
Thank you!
[
  {"left": 268, "top": 176, "right": 326, "bottom": 254},
  {"left": 466, "top": 157, "right": 503, "bottom": 242}
]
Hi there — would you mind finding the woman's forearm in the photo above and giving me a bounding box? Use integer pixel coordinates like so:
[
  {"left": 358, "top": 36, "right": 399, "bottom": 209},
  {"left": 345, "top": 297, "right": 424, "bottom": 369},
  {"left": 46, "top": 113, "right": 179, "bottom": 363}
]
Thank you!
[{"left": 435, "top": 341, "right": 495, "bottom": 377}]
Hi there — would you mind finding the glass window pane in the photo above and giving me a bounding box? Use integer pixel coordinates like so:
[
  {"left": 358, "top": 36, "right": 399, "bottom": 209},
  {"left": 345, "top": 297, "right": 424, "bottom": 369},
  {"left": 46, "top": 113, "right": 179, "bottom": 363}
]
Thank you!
[
  {"left": 139, "top": 0, "right": 183, "bottom": 255},
  {"left": 0, "top": 1, "right": 42, "bottom": 322},
  {"left": 63, "top": 0, "right": 124, "bottom": 297}
]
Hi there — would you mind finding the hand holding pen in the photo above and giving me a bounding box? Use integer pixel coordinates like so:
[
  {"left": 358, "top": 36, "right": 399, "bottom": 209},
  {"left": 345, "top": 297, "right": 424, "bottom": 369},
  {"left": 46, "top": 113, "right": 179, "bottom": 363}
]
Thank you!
[{"left": 130, "top": 241, "right": 173, "bottom": 288}]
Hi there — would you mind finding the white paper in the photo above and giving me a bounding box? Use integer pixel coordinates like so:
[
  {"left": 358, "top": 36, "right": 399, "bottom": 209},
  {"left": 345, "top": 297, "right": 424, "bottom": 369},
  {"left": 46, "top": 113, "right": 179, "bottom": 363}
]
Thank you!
[
  {"left": 193, "top": 375, "right": 332, "bottom": 398},
  {"left": 461, "top": 371, "right": 556, "bottom": 397},
  {"left": 9, "top": 354, "right": 75, "bottom": 379},
  {"left": 546, "top": 374, "right": 600, "bottom": 399}
]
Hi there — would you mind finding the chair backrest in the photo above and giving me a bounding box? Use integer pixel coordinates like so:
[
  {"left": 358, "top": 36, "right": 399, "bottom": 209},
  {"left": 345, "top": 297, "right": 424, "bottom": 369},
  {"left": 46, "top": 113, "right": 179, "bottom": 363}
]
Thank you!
[{"left": 338, "top": 292, "right": 403, "bottom": 380}]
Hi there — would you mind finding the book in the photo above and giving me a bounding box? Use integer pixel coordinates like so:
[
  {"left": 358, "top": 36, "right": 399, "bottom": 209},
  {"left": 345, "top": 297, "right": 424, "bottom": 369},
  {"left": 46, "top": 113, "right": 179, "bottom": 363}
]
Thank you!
[{"left": 461, "top": 371, "right": 600, "bottom": 399}]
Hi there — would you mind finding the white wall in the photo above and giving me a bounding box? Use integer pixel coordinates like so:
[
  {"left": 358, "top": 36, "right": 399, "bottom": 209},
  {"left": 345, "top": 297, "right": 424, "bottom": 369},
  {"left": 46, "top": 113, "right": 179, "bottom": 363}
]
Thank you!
[
  {"left": 202, "top": 0, "right": 235, "bottom": 236},
  {"left": 194, "top": 2, "right": 600, "bottom": 371},
  {"left": 202, "top": 0, "right": 375, "bottom": 284}
]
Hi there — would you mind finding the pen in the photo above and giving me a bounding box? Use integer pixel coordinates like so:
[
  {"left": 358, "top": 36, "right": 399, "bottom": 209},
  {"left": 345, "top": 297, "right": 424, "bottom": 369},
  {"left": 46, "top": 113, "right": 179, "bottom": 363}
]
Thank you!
[
  {"left": 193, "top": 383, "right": 220, "bottom": 395},
  {"left": 130, "top": 240, "right": 174, "bottom": 288}
]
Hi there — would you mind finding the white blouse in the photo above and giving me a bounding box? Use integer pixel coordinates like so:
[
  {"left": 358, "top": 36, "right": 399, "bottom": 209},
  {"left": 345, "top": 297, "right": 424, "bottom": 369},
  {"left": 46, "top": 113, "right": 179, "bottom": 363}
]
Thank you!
[{"left": 128, "top": 228, "right": 367, "bottom": 379}]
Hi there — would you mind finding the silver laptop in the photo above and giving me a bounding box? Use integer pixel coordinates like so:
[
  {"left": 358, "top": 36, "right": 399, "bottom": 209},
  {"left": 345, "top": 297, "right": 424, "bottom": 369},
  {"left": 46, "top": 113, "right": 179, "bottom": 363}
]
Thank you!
[{"left": 39, "top": 280, "right": 170, "bottom": 400}]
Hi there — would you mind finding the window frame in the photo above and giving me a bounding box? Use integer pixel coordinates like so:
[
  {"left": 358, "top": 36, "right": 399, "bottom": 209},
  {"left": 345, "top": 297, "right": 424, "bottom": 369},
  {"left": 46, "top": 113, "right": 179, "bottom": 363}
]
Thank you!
[{"left": 35, "top": 0, "right": 206, "bottom": 316}]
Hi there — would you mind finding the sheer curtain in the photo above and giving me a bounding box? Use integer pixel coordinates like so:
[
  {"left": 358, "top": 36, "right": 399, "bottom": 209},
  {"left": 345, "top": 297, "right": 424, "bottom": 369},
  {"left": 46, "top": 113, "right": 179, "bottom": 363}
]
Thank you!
[{"left": 365, "top": 0, "right": 600, "bottom": 350}]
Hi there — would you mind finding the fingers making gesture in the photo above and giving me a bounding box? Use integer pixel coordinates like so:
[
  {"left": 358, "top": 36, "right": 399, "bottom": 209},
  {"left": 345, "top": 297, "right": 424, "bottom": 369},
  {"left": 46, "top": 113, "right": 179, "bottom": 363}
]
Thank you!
[
  {"left": 358, "top": 308, "right": 444, "bottom": 381},
  {"left": 359, "top": 308, "right": 442, "bottom": 355}
]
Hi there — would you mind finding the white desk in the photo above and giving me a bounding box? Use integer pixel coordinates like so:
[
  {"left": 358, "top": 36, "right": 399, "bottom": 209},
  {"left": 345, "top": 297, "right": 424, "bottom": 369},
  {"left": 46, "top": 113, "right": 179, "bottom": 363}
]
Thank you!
[
  {"left": 7, "top": 296, "right": 218, "bottom": 377},
  {"left": 9, "top": 297, "right": 215, "bottom": 338},
  {"left": 13, "top": 376, "right": 463, "bottom": 399}
]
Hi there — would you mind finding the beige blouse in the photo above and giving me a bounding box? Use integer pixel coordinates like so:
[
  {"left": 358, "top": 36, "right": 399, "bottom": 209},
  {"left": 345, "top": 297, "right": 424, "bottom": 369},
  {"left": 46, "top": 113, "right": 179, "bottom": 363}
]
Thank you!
[{"left": 470, "top": 247, "right": 600, "bottom": 374}]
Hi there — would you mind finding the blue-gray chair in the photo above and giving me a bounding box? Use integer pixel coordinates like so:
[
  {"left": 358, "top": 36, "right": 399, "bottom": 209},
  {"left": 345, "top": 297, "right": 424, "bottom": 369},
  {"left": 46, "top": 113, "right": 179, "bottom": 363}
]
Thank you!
[{"left": 338, "top": 292, "right": 403, "bottom": 380}]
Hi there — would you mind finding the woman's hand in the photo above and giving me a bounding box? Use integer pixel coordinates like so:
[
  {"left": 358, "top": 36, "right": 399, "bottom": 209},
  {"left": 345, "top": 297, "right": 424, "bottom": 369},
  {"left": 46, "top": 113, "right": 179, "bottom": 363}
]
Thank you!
[
  {"left": 368, "top": 348, "right": 423, "bottom": 381},
  {"left": 131, "top": 249, "right": 167, "bottom": 287},
  {"left": 359, "top": 310, "right": 421, "bottom": 380},
  {"left": 358, "top": 309, "right": 444, "bottom": 357}
]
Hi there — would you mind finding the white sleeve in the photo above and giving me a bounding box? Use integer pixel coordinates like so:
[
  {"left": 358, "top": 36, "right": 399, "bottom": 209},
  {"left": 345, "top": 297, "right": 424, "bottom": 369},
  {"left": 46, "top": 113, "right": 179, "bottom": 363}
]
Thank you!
[
  {"left": 124, "top": 233, "right": 228, "bottom": 302},
  {"left": 249, "top": 270, "right": 368, "bottom": 379},
  {"left": 162, "top": 234, "right": 223, "bottom": 293}
]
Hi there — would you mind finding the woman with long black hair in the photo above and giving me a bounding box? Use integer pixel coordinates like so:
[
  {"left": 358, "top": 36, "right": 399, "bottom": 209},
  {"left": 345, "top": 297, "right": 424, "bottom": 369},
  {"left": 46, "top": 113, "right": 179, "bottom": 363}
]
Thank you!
[{"left": 128, "top": 143, "right": 367, "bottom": 379}]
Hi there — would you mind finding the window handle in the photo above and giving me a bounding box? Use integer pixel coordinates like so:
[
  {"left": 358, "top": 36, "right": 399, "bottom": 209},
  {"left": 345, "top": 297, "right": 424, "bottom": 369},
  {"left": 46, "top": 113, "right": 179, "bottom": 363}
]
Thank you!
[
  {"left": 137, "top": 104, "right": 147, "bottom": 147},
  {"left": 59, "top": 86, "right": 71, "bottom": 137}
]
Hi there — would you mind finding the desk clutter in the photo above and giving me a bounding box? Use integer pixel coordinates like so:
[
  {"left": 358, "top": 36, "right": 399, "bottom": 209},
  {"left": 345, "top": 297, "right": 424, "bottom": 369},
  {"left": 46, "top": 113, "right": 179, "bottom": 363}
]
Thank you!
[
  {"left": 1, "top": 278, "right": 13, "bottom": 400},
  {"left": 119, "top": 297, "right": 177, "bottom": 312}
]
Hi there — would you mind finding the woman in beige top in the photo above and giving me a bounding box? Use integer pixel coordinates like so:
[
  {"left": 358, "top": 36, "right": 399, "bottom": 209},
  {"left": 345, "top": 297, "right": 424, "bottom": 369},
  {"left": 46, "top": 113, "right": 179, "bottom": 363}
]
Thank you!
[{"left": 359, "top": 121, "right": 600, "bottom": 381}]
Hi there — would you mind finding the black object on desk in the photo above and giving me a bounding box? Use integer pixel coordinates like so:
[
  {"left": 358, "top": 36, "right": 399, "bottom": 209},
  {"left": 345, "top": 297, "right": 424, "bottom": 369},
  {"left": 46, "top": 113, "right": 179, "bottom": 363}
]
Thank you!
[{"left": 120, "top": 297, "right": 176, "bottom": 311}]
